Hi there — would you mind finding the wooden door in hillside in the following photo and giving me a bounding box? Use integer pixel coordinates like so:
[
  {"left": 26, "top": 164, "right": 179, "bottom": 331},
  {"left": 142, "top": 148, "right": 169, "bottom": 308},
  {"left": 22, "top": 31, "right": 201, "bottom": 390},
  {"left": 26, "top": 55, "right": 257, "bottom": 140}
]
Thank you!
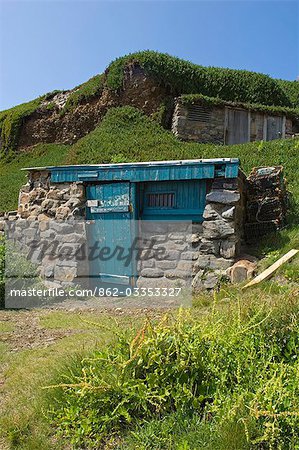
[
  {"left": 226, "top": 109, "right": 249, "bottom": 145},
  {"left": 267, "top": 116, "right": 283, "bottom": 141}
]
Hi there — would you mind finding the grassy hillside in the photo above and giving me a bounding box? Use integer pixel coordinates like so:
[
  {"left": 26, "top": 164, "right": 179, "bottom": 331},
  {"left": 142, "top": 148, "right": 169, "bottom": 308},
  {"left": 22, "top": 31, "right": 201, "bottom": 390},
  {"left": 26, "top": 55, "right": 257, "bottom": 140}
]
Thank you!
[
  {"left": 28, "top": 288, "right": 299, "bottom": 449},
  {"left": 61, "top": 73, "right": 105, "bottom": 114},
  {"left": 0, "top": 96, "right": 47, "bottom": 155},
  {"left": 276, "top": 78, "right": 299, "bottom": 107},
  {"left": 0, "top": 287, "right": 298, "bottom": 450},
  {"left": 1, "top": 107, "right": 299, "bottom": 223},
  {"left": 1, "top": 51, "right": 298, "bottom": 156}
]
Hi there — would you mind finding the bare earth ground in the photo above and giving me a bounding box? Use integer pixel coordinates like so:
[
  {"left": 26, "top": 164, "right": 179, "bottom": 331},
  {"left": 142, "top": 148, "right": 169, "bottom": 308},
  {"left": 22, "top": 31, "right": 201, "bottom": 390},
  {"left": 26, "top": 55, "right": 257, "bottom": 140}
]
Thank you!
[
  {"left": 0, "top": 310, "right": 77, "bottom": 353},
  {"left": 0, "top": 298, "right": 166, "bottom": 351}
]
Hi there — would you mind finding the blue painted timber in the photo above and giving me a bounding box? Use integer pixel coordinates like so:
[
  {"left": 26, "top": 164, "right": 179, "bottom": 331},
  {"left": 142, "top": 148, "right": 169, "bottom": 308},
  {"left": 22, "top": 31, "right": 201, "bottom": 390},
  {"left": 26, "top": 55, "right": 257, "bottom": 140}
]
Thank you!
[
  {"left": 23, "top": 158, "right": 240, "bottom": 183},
  {"left": 141, "top": 180, "right": 206, "bottom": 221}
]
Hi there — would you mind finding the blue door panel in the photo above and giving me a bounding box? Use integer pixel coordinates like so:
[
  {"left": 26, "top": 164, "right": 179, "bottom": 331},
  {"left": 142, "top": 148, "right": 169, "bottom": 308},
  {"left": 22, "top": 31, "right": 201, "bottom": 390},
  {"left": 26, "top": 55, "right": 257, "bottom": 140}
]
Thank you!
[{"left": 86, "top": 183, "right": 136, "bottom": 289}]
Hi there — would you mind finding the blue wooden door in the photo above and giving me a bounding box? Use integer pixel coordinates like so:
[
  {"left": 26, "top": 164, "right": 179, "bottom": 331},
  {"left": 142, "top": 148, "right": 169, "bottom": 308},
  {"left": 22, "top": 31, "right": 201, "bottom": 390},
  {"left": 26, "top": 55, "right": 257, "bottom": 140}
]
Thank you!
[{"left": 86, "top": 182, "right": 137, "bottom": 289}]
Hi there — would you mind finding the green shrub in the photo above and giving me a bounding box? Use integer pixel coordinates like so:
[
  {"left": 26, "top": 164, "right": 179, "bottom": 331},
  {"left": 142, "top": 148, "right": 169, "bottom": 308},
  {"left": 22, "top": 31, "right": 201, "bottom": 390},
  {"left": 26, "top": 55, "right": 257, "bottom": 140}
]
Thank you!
[
  {"left": 276, "top": 79, "right": 299, "bottom": 108},
  {"left": 48, "top": 291, "right": 299, "bottom": 448}
]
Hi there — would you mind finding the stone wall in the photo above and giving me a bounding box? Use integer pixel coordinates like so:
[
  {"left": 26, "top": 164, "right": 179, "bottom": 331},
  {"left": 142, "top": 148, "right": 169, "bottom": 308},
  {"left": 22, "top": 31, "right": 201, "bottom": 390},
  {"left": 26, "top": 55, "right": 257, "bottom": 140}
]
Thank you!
[
  {"left": 4, "top": 170, "right": 89, "bottom": 288},
  {"left": 171, "top": 101, "right": 225, "bottom": 144},
  {"left": 245, "top": 166, "right": 287, "bottom": 241},
  {"left": 17, "top": 170, "right": 85, "bottom": 221}
]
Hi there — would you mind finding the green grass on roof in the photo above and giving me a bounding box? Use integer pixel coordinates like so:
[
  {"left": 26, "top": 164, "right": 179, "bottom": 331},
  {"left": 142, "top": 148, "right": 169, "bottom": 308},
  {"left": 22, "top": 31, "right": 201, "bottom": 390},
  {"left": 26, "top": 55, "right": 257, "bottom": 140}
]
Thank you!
[
  {"left": 276, "top": 79, "right": 299, "bottom": 108},
  {"left": 180, "top": 94, "right": 299, "bottom": 119}
]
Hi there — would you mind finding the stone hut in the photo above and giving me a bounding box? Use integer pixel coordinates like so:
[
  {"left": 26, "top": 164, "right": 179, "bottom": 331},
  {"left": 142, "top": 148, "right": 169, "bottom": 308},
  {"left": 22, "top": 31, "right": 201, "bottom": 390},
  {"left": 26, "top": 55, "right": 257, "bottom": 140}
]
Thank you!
[
  {"left": 5, "top": 159, "right": 247, "bottom": 296},
  {"left": 172, "top": 97, "right": 297, "bottom": 145}
]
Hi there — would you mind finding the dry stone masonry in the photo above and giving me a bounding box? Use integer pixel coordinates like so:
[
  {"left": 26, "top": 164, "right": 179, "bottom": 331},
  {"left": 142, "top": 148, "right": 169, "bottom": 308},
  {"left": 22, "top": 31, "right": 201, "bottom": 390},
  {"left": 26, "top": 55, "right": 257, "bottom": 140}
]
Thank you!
[
  {"left": 172, "top": 101, "right": 224, "bottom": 144},
  {"left": 4, "top": 171, "right": 89, "bottom": 289}
]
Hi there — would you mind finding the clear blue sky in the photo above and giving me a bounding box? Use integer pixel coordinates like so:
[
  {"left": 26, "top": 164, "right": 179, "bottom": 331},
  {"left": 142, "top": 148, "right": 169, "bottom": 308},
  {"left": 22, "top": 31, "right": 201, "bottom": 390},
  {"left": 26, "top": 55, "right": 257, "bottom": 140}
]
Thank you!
[{"left": 0, "top": 0, "right": 298, "bottom": 110}]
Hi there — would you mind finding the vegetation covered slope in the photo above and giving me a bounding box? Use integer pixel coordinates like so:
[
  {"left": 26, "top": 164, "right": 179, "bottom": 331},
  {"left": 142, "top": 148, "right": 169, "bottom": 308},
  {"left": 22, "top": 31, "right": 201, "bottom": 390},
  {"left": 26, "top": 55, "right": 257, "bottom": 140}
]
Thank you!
[
  {"left": 61, "top": 73, "right": 105, "bottom": 114},
  {"left": 0, "top": 96, "right": 47, "bottom": 156},
  {"left": 1, "top": 288, "right": 298, "bottom": 450},
  {"left": 47, "top": 289, "right": 299, "bottom": 449},
  {"left": 106, "top": 51, "right": 297, "bottom": 107},
  {"left": 0, "top": 73, "right": 105, "bottom": 155},
  {"left": 1, "top": 51, "right": 298, "bottom": 156},
  {"left": 276, "top": 78, "right": 299, "bottom": 107}
]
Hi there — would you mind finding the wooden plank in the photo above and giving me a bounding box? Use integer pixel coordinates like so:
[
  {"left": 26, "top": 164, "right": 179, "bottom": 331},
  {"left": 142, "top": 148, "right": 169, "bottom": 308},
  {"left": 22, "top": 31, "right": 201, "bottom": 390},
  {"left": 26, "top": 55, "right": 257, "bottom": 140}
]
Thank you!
[
  {"left": 224, "top": 107, "right": 228, "bottom": 144},
  {"left": 263, "top": 115, "right": 267, "bottom": 140},
  {"left": 247, "top": 111, "right": 251, "bottom": 142},
  {"left": 282, "top": 116, "right": 286, "bottom": 139},
  {"left": 243, "top": 249, "right": 299, "bottom": 289}
]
